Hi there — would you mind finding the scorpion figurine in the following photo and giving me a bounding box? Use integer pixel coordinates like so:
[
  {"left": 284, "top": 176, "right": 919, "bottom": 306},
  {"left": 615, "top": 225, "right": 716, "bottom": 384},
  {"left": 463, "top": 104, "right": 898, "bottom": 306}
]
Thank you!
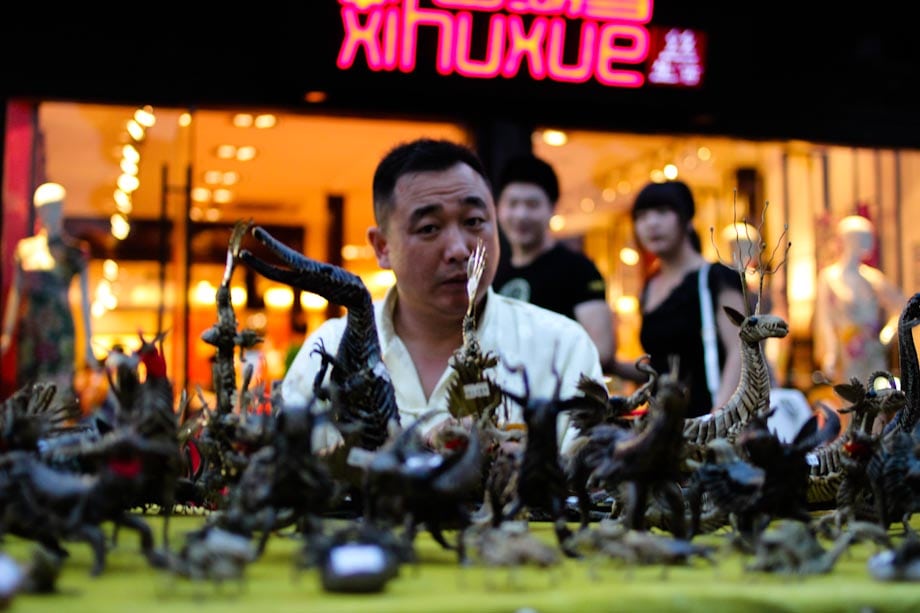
[{"left": 361, "top": 410, "right": 485, "bottom": 564}]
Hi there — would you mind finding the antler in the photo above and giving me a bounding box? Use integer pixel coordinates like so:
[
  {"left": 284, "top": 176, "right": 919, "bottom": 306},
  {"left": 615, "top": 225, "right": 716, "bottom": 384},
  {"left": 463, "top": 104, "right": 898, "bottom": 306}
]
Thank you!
[{"left": 711, "top": 194, "right": 791, "bottom": 316}]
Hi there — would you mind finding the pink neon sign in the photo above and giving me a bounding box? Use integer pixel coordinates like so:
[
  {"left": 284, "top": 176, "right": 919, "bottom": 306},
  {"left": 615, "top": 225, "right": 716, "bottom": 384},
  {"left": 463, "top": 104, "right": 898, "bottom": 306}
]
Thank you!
[{"left": 335, "top": 0, "right": 704, "bottom": 88}]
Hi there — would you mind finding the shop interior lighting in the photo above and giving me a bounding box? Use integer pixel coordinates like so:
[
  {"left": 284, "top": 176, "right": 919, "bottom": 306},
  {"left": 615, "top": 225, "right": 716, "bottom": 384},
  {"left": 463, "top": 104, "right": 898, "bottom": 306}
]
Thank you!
[
  {"left": 549, "top": 215, "right": 565, "bottom": 232},
  {"left": 236, "top": 146, "right": 257, "bottom": 161},
  {"left": 233, "top": 113, "right": 254, "bottom": 128},
  {"left": 216, "top": 144, "right": 237, "bottom": 159},
  {"left": 126, "top": 119, "right": 145, "bottom": 141},
  {"left": 120, "top": 159, "right": 139, "bottom": 175},
  {"left": 264, "top": 287, "right": 295, "bottom": 309},
  {"left": 579, "top": 197, "right": 596, "bottom": 213},
  {"left": 230, "top": 286, "right": 248, "bottom": 307},
  {"left": 541, "top": 129, "right": 568, "bottom": 147},
  {"left": 619, "top": 246, "right": 640, "bottom": 266},
  {"left": 601, "top": 188, "right": 617, "bottom": 202},
  {"left": 191, "top": 187, "right": 211, "bottom": 202},
  {"left": 122, "top": 144, "right": 140, "bottom": 164},
  {"left": 117, "top": 173, "right": 140, "bottom": 193},
  {"left": 204, "top": 208, "right": 220, "bottom": 222},
  {"left": 221, "top": 171, "right": 239, "bottom": 185},
  {"left": 254, "top": 114, "right": 276, "bottom": 128},
  {"left": 212, "top": 189, "right": 233, "bottom": 204},
  {"left": 133, "top": 106, "right": 156, "bottom": 128},
  {"left": 301, "top": 293, "right": 329, "bottom": 311},
  {"left": 663, "top": 163, "right": 679, "bottom": 180},
  {"left": 110, "top": 212, "right": 130, "bottom": 240},
  {"left": 178, "top": 113, "right": 192, "bottom": 127},
  {"left": 203, "top": 170, "right": 223, "bottom": 184}
]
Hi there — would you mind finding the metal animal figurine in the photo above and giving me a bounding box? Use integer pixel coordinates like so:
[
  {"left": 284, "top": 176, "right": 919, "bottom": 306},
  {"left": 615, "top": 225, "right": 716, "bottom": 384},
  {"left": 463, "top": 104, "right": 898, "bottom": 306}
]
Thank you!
[
  {"left": 161, "top": 526, "right": 258, "bottom": 587},
  {"left": 683, "top": 219, "right": 791, "bottom": 458},
  {"left": 807, "top": 370, "right": 906, "bottom": 506},
  {"left": 1, "top": 381, "right": 78, "bottom": 453},
  {"left": 0, "top": 450, "right": 165, "bottom": 576},
  {"left": 866, "top": 421, "right": 920, "bottom": 535},
  {"left": 566, "top": 519, "right": 716, "bottom": 568},
  {"left": 207, "top": 401, "right": 336, "bottom": 556},
  {"left": 499, "top": 362, "right": 588, "bottom": 557},
  {"left": 298, "top": 522, "right": 407, "bottom": 593},
  {"left": 883, "top": 292, "right": 920, "bottom": 439},
  {"left": 462, "top": 520, "right": 562, "bottom": 571},
  {"left": 868, "top": 534, "right": 920, "bottom": 581},
  {"left": 684, "top": 437, "right": 765, "bottom": 538},
  {"left": 745, "top": 520, "right": 887, "bottom": 575},
  {"left": 361, "top": 411, "right": 485, "bottom": 563},
  {"left": 587, "top": 356, "right": 689, "bottom": 538},
  {"left": 734, "top": 404, "right": 841, "bottom": 541},
  {"left": 445, "top": 239, "right": 502, "bottom": 425},
  {"left": 239, "top": 225, "right": 400, "bottom": 453}
]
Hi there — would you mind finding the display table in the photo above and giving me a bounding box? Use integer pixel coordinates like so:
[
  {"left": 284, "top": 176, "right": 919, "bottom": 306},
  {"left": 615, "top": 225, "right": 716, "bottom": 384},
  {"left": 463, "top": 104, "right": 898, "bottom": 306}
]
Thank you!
[{"left": 3, "top": 514, "right": 919, "bottom": 613}]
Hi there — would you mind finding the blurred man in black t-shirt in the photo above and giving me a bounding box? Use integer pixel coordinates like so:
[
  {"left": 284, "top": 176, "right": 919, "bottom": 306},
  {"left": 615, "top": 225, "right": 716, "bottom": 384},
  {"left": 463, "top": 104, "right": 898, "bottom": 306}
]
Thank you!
[{"left": 492, "top": 154, "right": 616, "bottom": 371}]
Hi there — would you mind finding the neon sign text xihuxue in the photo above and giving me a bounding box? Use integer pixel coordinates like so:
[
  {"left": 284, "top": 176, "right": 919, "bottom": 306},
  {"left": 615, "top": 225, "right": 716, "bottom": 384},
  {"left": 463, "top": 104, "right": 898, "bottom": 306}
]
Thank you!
[{"left": 336, "top": 1, "right": 704, "bottom": 88}]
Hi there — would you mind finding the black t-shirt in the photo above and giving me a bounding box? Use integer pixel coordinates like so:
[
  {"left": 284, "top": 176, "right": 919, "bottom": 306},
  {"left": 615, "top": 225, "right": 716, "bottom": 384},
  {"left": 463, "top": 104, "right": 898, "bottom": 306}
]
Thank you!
[
  {"left": 493, "top": 243, "right": 607, "bottom": 320},
  {"left": 639, "top": 262, "right": 744, "bottom": 418}
]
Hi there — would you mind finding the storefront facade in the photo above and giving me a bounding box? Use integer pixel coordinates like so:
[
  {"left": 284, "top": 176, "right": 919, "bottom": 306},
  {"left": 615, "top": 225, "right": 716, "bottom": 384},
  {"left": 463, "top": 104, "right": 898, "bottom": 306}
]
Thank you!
[{"left": 3, "top": 1, "right": 919, "bottom": 399}]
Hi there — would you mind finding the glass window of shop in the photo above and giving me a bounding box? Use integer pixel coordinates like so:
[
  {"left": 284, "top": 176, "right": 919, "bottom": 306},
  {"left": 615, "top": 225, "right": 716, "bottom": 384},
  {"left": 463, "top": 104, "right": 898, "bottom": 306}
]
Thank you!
[
  {"left": 532, "top": 128, "right": 920, "bottom": 392},
  {"left": 1, "top": 101, "right": 468, "bottom": 401}
]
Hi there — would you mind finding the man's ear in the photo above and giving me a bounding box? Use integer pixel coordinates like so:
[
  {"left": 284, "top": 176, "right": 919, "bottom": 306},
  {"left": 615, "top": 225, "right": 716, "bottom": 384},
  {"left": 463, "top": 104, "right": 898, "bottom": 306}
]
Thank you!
[{"left": 367, "top": 226, "right": 391, "bottom": 269}]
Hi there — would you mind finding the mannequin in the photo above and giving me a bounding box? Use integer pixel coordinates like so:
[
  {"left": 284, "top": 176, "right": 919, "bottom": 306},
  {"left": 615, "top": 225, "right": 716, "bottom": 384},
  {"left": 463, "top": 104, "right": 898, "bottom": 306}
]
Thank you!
[
  {"left": 1, "top": 183, "right": 95, "bottom": 401},
  {"left": 813, "top": 215, "right": 904, "bottom": 383}
]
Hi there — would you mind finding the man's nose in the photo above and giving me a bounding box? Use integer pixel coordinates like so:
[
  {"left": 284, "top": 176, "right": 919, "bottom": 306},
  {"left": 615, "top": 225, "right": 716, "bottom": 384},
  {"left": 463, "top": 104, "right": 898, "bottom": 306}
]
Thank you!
[{"left": 443, "top": 226, "right": 472, "bottom": 262}]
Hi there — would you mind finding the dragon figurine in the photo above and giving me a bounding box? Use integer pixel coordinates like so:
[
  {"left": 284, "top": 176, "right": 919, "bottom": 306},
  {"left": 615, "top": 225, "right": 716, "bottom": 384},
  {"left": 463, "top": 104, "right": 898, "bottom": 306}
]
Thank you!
[{"left": 240, "top": 225, "right": 400, "bottom": 454}]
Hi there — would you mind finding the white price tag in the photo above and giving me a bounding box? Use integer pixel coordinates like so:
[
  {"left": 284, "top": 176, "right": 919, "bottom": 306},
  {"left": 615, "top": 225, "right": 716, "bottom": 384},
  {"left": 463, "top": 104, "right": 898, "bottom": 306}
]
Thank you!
[{"left": 463, "top": 381, "right": 490, "bottom": 399}]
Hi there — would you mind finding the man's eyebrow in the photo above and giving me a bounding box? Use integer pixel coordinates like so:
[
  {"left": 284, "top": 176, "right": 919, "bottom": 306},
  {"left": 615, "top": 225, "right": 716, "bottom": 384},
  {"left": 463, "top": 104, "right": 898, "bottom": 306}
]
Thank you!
[
  {"left": 462, "top": 196, "right": 488, "bottom": 210},
  {"left": 408, "top": 203, "right": 443, "bottom": 226}
]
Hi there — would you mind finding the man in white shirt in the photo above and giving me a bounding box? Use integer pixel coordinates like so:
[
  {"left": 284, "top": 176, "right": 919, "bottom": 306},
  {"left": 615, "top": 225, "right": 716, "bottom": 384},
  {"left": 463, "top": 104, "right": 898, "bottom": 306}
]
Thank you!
[{"left": 281, "top": 138, "right": 603, "bottom": 455}]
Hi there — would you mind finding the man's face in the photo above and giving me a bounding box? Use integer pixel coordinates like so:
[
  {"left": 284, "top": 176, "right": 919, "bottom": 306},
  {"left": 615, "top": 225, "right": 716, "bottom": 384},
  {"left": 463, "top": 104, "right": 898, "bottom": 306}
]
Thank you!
[
  {"left": 496, "top": 182, "right": 554, "bottom": 252},
  {"left": 368, "top": 162, "right": 500, "bottom": 322}
]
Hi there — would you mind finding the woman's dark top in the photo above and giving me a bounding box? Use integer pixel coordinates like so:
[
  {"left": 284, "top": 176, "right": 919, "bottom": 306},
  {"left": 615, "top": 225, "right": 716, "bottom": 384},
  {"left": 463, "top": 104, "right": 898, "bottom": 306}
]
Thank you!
[{"left": 639, "top": 262, "right": 744, "bottom": 417}]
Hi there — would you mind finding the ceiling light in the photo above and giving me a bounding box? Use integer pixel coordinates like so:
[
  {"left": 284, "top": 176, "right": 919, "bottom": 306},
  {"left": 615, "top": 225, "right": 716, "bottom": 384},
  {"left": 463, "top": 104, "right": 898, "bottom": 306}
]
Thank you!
[
  {"left": 602, "top": 188, "right": 617, "bottom": 202},
  {"left": 117, "top": 173, "right": 140, "bottom": 193},
  {"left": 579, "top": 197, "right": 595, "bottom": 213},
  {"left": 191, "top": 187, "right": 211, "bottom": 202},
  {"left": 549, "top": 215, "right": 565, "bottom": 232},
  {"left": 254, "top": 114, "right": 276, "bottom": 129},
  {"left": 203, "top": 170, "right": 222, "bottom": 184},
  {"left": 134, "top": 106, "right": 156, "bottom": 128},
  {"left": 102, "top": 259, "right": 119, "bottom": 280},
  {"left": 233, "top": 113, "right": 254, "bottom": 128},
  {"left": 204, "top": 207, "right": 220, "bottom": 222},
  {"left": 649, "top": 169, "right": 666, "bottom": 183},
  {"left": 541, "top": 129, "right": 568, "bottom": 147},
  {"left": 122, "top": 144, "right": 140, "bottom": 164},
  {"left": 236, "top": 146, "right": 257, "bottom": 161},
  {"left": 222, "top": 171, "right": 239, "bottom": 185},
  {"left": 212, "top": 189, "right": 233, "bottom": 204},
  {"left": 663, "top": 163, "right": 679, "bottom": 180},
  {"left": 697, "top": 146, "right": 712, "bottom": 161},
  {"left": 110, "top": 213, "right": 130, "bottom": 240},
  {"left": 178, "top": 113, "right": 192, "bottom": 127},
  {"left": 216, "top": 144, "right": 237, "bottom": 159},
  {"left": 120, "top": 159, "right": 139, "bottom": 175},
  {"left": 189, "top": 207, "right": 204, "bottom": 221},
  {"left": 615, "top": 296, "right": 639, "bottom": 314},
  {"left": 126, "top": 119, "right": 145, "bottom": 141}
]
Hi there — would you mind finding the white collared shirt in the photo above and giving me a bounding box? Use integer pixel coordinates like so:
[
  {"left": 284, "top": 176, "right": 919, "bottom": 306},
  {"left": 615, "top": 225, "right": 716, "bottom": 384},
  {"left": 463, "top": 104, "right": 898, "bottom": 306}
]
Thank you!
[{"left": 281, "top": 286, "right": 604, "bottom": 455}]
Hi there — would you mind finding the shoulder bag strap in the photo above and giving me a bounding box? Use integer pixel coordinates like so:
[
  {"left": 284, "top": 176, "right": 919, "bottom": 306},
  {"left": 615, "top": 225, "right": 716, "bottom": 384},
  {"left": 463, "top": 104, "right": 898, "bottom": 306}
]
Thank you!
[{"left": 698, "top": 262, "right": 720, "bottom": 403}]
